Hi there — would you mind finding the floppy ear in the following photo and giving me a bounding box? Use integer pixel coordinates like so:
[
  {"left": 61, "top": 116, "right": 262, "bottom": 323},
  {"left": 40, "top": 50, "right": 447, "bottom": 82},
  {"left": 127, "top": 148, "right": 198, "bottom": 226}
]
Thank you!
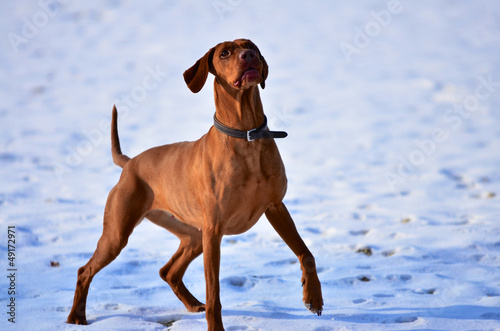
[
  {"left": 258, "top": 52, "right": 268, "bottom": 89},
  {"left": 183, "top": 47, "right": 215, "bottom": 93}
]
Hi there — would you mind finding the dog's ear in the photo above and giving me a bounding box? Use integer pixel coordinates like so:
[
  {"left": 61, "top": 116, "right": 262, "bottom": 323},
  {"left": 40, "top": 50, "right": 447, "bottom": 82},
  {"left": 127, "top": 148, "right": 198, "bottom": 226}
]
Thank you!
[
  {"left": 259, "top": 54, "right": 268, "bottom": 89},
  {"left": 257, "top": 50, "right": 268, "bottom": 89},
  {"left": 183, "top": 47, "right": 215, "bottom": 93}
]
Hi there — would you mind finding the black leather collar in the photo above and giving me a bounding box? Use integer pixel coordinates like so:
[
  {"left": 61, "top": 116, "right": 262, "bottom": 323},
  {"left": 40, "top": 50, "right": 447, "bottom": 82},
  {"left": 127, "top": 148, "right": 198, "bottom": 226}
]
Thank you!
[{"left": 213, "top": 114, "right": 288, "bottom": 141}]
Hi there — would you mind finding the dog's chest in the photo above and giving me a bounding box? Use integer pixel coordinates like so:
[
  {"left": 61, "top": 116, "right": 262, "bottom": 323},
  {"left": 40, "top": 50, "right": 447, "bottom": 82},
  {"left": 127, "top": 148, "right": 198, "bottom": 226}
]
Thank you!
[
  {"left": 222, "top": 143, "right": 284, "bottom": 187},
  {"left": 212, "top": 144, "right": 286, "bottom": 235}
]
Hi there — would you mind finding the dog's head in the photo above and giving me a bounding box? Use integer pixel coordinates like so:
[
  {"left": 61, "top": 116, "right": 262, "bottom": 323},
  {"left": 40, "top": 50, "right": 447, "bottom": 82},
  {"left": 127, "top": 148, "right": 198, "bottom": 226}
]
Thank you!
[{"left": 183, "top": 39, "right": 268, "bottom": 93}]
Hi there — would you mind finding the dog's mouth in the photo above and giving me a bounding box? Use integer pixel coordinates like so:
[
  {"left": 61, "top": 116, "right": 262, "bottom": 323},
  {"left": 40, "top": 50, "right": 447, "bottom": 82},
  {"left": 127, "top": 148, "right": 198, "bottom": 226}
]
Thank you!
[{"left": 233, "top": 68, "right": 260, "bottom": 88}]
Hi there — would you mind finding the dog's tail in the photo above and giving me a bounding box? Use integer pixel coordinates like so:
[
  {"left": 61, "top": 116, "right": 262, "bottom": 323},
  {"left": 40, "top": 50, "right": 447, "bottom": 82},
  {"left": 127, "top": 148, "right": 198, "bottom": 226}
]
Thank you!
[{"left": 111, "top": 105, "right": 130, "bottom": 168}]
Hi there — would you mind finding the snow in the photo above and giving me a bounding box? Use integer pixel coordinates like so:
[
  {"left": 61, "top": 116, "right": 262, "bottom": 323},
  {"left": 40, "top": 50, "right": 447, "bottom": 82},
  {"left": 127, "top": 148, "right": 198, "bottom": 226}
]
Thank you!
[{"left": 1, "top": 1, "right": 500, "bottom": 330}]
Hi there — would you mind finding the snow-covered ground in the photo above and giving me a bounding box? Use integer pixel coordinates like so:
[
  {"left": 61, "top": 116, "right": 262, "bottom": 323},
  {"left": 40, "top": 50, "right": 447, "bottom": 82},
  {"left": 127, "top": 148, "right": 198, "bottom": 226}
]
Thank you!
[{"left": 1, "top": 1, "right": 500, "bottom": 330}]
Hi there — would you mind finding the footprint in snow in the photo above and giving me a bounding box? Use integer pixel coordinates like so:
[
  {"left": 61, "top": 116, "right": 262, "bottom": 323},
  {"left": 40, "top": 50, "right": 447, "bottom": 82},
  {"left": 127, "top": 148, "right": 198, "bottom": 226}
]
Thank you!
[
  {"left": 358, "top": 275, "right": 371, "bottom": 282},
  {"left": 356, "top": 246, "right": 373, "bottom": 256},
  {"left": 386, "top": 274, "right": 412, "bottom": 282},
  {"left": 413, "top": 288, "right": 436, "bottom": 295},
  {"left": 392, "top": 316, "right": 419, "bottom": 324},
  {"left": 382, "top": 249, "right": 396, "bottom": 257},
  {"left": 471, "top": 191, "right": 496, "bottom": 199},
  {"left": 155, "top": 314, "right": 183, "bottom": 328},
  {"left": 103, "top": 303, "right": 119, "bottom": 311},
  {"left": 373, "top": 293, "right": 394, "bottom": 298},
  {"left": 108, "top": 260, "right": 154, "bottom": 275},
  {"left": 440, "top": 169, "right": 478, "bottom": 189},
  {"left": 222, "top": 276, "right": 256, "bottom": 291},
  {"left": 350, "top": 229, "right": 370, "bottom": 236},
  {"left": 304, "top": 227, "right": 322, "bottom": 234},
  {"left": 264, "top": 258, "right": 297, "bottom": 267},
  {"left": 0, "top": 153, "right": 23, "bottom": 170},
  {"left": 133, "top": 287, "right": 163, "bottom": 298},
  {"left": 340, "top": 275, "right": 373, "bottom": 285}
]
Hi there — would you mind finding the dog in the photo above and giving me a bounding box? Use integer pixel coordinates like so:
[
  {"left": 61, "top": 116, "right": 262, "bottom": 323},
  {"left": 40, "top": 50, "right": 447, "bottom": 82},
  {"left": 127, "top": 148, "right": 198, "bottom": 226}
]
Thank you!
[{"left": 67, "top": 39, "right": 323, "bottom": 330}]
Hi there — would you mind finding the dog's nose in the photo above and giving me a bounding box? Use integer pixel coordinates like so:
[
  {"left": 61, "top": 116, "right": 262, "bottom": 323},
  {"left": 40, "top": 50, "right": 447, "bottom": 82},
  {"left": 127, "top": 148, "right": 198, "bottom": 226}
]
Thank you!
[{"left": 239, "top": 50, "right": 256, "bottom": 62}]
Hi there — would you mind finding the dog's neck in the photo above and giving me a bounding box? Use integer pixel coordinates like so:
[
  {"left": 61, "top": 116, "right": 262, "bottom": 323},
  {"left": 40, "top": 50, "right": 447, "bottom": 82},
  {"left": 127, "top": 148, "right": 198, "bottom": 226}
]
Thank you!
[{"left": 213, "top": 79, "right": 265, "bottom": 131}]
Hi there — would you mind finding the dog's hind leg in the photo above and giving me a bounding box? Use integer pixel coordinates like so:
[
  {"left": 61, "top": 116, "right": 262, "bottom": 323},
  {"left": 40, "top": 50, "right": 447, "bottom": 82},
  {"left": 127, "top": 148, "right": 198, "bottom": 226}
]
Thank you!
[
  {"left": 147, "top": 210, "right": 205, "bottom": 312},
  {"left": 67, "top": 177, "right": 153, "bottom": 325}
]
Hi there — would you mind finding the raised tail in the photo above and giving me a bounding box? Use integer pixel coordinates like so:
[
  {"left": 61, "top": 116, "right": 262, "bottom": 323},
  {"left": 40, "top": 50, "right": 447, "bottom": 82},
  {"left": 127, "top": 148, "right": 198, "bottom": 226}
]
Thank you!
[{"left": 111, "top": 105, "right": 130, "bottom": 168}]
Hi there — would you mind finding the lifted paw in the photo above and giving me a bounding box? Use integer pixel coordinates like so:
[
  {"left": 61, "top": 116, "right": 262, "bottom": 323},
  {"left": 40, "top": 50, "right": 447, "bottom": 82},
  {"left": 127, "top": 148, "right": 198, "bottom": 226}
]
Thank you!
[
  {"left": 302, "top": 274, "right": 323, "bottom": 316},
  {"left": 304, "top": 300, "right": 323, "bottom": 316}
]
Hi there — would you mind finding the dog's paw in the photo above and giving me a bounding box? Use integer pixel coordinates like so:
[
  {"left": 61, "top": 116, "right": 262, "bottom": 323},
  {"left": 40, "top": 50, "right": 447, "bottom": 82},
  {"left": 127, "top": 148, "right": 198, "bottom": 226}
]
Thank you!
[
  {"left": 186, "top": 303, "right": 206, "bottom": 313},
  {"left": 302, "top": 274, "right": 323, "bottom": 316},
  {"left": 303, "top": 298, "right": 323, "bottom": 316},
  {"left": 67, "top": 314, "right": 88, "bottom": 325}
]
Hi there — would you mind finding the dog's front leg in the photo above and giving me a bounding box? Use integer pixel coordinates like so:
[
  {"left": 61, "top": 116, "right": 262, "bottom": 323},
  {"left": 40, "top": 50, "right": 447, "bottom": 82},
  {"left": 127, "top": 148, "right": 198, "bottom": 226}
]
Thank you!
[
  {"left": 265, "top": 202, "right": 324, "bottom": 316},
  {"left": 202, "top": 224, "right": 224, "bottom": 331}
]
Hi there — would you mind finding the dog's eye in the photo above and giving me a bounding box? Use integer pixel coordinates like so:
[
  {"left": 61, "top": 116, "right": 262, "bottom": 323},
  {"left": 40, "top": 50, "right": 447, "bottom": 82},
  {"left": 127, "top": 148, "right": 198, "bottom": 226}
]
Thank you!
[{"left": 220, "top": 49, "right": 230, "bottom": 58}]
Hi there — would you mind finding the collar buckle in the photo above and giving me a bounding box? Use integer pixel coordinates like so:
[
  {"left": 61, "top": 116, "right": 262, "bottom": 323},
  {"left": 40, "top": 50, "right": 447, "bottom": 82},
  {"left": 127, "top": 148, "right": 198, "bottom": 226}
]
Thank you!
[{"left": 247, "top": 128, "right": 257, "bottom": 141}]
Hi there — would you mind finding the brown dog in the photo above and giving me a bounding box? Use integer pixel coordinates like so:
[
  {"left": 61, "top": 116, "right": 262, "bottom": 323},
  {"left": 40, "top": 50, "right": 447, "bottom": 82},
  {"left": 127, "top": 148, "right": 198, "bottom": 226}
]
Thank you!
[{"left": 67, "top": 39, "right": 323, "bottom": 330}]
